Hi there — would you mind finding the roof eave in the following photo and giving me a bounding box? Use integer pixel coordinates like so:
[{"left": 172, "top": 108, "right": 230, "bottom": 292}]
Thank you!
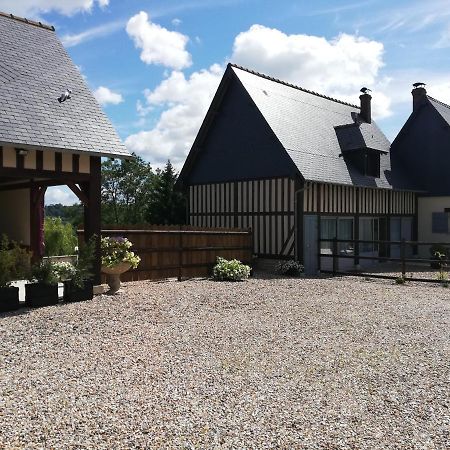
[{"left": 0, "top": 140, "right": 133, "bottom": 160}]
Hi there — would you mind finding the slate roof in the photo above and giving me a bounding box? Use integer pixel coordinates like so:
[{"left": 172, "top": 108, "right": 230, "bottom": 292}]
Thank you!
[
  {"left": 428, "top": 96, "right": 450, "bottom": 125},
  {"left": 0, "top": 12, "right": 130, "bottom": 158},
  {"left": 230, "top": 65, "right": 402, "bottom": 189}
]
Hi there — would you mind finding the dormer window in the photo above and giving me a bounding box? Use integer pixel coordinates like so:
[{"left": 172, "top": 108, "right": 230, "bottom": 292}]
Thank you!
[{"left": 365, "top": 151, "right": 381, "bottom": 178}]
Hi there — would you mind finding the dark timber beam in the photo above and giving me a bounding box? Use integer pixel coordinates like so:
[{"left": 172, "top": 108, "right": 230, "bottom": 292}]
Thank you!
[
  {"left": 81, "top": 157, "right": 101, "bottom": 284},
  {"left": 0, "top": 179, "right": 63, "bottom": 192},
  {"left": 0, "top": 166, "right": 90, "bottom": 182},
  {"left": 67, "top": 182, "right": 89, "bottom": 206},
  {"left": 30, "top": 184, "right": 47, "bottom": 262}
]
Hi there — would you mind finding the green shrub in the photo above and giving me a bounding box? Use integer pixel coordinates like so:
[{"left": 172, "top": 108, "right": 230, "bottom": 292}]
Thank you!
[
  {"left": 0, "top": 235, "right": 31, "bottom": 287},
  {"left": 395, "top": 275, "right": 406, "bottom": 285},
  {"left": 31, "top": 260, "right": 59, "bottom": 286},
  {"left": 275, "top": 260, "right": 304, "bottom": 276},
  {"left": 212, "top": 257, "right": 251, "bottom": 281},
  {"left": 44, "top": 217, "right": 77, "bottom": 256}
]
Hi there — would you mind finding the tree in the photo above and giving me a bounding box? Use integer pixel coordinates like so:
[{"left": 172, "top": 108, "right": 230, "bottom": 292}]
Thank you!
[
  {"left": 146, "top": 161, "right": 186, "bottom": 225},
  {"left": 44, "top": 217, "right": 78, "bottom": 256},
  {"left": 101, "top": 153, "right": 155, "bottom": 225}
]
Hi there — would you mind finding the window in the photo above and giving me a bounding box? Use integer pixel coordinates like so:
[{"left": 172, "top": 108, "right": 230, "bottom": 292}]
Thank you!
[
  {"left": 365, "top": 152, "right": 381, "bottom": 178},
  {"left": 360, "top": 217, "right": 379, "bottom": 253},
  {"left": 320, "top": 217, "right": 354, "bottom": 254},
  {"left": 432, "top": 212, "right": 449, "bottom": 234}
]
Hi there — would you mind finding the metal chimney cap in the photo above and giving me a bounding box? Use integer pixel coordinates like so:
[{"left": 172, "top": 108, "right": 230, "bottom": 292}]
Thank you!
[
  {"left": 412, "top": 82, "right": 426, "bottom": 89},
  {"left": 360, "top": 87, "right": 372, "bottom": 94}
]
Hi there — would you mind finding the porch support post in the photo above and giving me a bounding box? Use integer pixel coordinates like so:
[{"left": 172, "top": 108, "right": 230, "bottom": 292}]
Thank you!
[
  {"left": 81, "top": 157, "right": 101, "bottom": 284},
  {"left": 294, "top": 177, "right": 304, "bottom": 262},
  {"left": 30, "top": 184, "right": 47, "bottom": 262}
]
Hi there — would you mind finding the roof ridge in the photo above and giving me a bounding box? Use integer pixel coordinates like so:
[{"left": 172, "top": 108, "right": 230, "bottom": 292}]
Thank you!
[
  {"left": 427, "top": 94, "right": 450, "bottom": 110},
  {"left": 229, "top": 63, "right": 360, "bottom": 109},
  {"left": 0, "top": 11, "right": 55, "bottom": 31}
]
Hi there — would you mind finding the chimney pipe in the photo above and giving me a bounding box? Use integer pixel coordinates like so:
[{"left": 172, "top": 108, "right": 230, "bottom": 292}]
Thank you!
[
  {"left": 412, "top": 82, "right": 427, "bottom": 112},
  {"left": 359, "top": 89, "right": 372, "bottom": 123}
]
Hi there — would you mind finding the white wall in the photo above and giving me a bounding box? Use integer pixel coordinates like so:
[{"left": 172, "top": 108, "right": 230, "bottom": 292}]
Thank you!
[
  {"left": 0, "top": 189, "right": 31, "bottom": 245},
  {"left": 418, "top": 196, "right": 450, "bottom": 257}
]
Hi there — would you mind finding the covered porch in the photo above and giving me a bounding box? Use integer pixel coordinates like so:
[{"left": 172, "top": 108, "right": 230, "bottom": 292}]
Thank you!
[{"left": 0, "top": 146, "right": 101, "bottom": 283}]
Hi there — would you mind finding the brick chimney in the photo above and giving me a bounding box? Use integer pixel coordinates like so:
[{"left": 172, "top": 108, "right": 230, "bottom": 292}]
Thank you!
[
  {"left": 412, "top": 83, "right": 427, "bottom": 112},
  {"left": 359, "top": 88, "right": 372, "bottom": 123}
]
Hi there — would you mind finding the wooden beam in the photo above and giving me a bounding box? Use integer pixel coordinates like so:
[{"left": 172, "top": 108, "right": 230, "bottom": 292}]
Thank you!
[
  {"left": 67, "top": 182, "right": 89, "bottom": 206},
  {"left": 0, "top": 179, "right": 64, "bottom": 192},
  {"left": 82, "top": 156, "right": 102, "bottom": 284},
  {"left": 30, "top": 184, "right": 47, "bottom": 262},
  {"left": 0, "top": 166, "right": 90, "bottom": 182}
]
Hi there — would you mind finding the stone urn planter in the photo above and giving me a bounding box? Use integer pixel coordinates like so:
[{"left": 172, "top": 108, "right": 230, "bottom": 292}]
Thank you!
[{"left": 101, "top": 262, "right": 131, "bottom": 295}]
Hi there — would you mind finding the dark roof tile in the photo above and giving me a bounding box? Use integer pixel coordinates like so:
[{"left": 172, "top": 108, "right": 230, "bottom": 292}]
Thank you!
[{"left": 0, "top": 13, "right": 130, "bottom": 158}]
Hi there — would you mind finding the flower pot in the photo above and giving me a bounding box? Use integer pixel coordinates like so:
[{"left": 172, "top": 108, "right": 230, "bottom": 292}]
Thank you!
[
  {"left": 0, "top": 286, "right": 20, "bottom": 312},
  {"left": 101, "top": 262, "right": 131, "bottom": 295},
  {"left": 63, "top": 280, "right": 94, "bottom": 302},
  {"left": 25, "top": 283, "right": 59, "bottom": 308}
]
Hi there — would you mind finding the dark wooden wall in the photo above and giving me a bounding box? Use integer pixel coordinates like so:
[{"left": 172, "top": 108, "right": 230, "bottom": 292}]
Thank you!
[{"left": 189, "top": 177, "right": 296, "bottom": 258}]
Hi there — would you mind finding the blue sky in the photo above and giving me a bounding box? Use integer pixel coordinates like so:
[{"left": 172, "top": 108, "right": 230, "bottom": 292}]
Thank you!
[{"left": 1, "top": 0, "right": 450, "bottom": 204}]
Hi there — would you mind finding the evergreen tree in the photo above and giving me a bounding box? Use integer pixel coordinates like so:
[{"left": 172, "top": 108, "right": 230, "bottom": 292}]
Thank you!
[
  {"left": 102, "top": 153, "right": 154, "bottom": 225},
  {"left": 146, "top": 161, "right": 186, "bottom": 225}
]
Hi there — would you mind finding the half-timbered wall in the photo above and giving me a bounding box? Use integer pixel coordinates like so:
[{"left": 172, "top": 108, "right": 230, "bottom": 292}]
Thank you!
[
  {"left": 0, "top": 145, "right": 91, "bottom": 174},
  {"left": 303, "top": 182, "right": 416, "bottom": 215},
  {"left": 189, "top": 178, "right": 296, "bottom": 257}
]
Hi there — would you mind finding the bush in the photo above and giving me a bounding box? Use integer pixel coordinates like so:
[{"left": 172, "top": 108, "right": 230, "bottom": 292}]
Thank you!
[
  {"left": 44, "top": 217, "right": 77, "bottom": 256},
  {"left": 275, "top": 260, "right": 304, "bottom": 276},
  {"left": 0, "top": 235, "right": 31, "bottom": 287},
  {"left": 31, "top": 260, "right": 59, "bottom": 286},
  {"left": 212, "top": 257, "right": 251, "bottom": 281},
  {"left": 101, "top": 236, "right": 141, "bottom": 269}
]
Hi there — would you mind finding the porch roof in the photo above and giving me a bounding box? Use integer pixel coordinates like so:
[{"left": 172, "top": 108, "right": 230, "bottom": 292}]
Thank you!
[{"left": 0, "top": 12, "right": 130, "bottom": 159}]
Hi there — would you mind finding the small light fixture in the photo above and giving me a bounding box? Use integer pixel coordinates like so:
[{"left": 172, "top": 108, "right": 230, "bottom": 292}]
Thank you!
[{"left": 16, "top": 149, "right": 28, "bottom": 156}]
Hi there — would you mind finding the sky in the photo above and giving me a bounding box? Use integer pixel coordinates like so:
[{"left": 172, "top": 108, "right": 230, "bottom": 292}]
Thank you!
[{"left": 1, "top": 0, "right": 450, "bottom": 204}]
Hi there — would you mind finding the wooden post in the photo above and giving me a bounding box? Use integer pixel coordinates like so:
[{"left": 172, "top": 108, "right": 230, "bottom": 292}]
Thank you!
[
  {"left": 401, "top": 238, "right": 406, "bottom": 278},
  {"left": 82, "top": 157, "right": 101, "bottom": 285},
  {"left": 332, "top": 237, "right": 338, "bottom": 275},
  {"left": 178, "top": 225, "right": 182, "bottom": 281},
  {"left": 30, "top": 184, "right": 47, "bottom": 263}
]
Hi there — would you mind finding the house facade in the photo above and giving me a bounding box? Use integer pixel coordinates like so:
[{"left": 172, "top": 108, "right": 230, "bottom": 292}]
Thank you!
[
  {"left": 0, "top": 12, "right": 131, "bottom": 281},
  {"left": 391, "top": 85, "right": 450, "bottom": 257},
  {"left": 177, "top": 64, "right": 417, "bottom": 274}
]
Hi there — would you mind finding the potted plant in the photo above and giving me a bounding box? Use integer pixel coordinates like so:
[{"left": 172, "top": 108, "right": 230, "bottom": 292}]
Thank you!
[
  {"left": 101, "top": 236, "right": 141, "bottom": 294},
  {"left": 25, "top": 260, "right": 60, "bottom": 307},
  {"left": 0, "top": 236, "right": 21, "bottom": 312},
  {"left": 63, "top": 237, "right": 95, "bottom": 302}
]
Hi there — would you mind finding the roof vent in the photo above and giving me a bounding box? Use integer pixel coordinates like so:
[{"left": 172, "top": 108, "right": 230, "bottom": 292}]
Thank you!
[{"left": 58, "top": 89, "right": 72, "bottom": 103}]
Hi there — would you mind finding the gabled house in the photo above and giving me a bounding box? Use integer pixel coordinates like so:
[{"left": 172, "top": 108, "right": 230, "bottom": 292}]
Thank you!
[
  {"left": 391, "top": 84, "right": 450, "bottom": 256},
  {"left": 0, "top": 12, "right": 131, "bottom": 281},
  {"left": 177, "top": 64, "right": 417, "bottom": 274}
]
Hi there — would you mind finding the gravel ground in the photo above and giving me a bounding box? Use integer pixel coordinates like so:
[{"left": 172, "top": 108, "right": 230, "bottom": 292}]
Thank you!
[{"left": 1, "top": 275, "right": 449, "bottom": 449}]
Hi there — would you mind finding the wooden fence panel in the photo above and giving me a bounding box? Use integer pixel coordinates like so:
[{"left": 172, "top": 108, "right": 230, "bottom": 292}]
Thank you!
[{"left": 78, "top": 225, "right": 253, "bottom": 282}]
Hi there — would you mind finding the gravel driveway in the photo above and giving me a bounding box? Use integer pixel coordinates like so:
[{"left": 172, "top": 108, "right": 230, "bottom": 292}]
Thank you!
[{"left": 1, "top": 275, "right": 449, "bottom": 449}]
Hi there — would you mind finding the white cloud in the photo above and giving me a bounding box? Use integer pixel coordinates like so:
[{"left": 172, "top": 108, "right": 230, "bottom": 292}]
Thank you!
[
  {"left": 0, "top": 0, "right": 109, "bottom": 17},
  {"left": 171, "top": 18, "right": 182, "bottom": 26},
  {"left": 126, "top": 11, "right": 192, "bottom": 70},
  {"left": 231, "top": 25, "right": 391, "bottom": 117},
  {"left": 93, "top": 86, "right": 124, "bottom": 106},
  {"left": 45, "top": 187, "right": 78, "bottom": 206},
  {"left": 61, "top": 20, "right": 124, "bottom": 47},
  {"left": 126, "top": 26, "right": 394, "bottom": 167},
  {"left": 125, "top": 64, "right": 223, "bottom": 167}
]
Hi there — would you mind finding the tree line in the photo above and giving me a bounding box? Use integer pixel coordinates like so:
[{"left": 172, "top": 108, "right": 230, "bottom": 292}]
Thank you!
[{"left": 45, "top": 154, "right": 186, "bottom": 227}]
